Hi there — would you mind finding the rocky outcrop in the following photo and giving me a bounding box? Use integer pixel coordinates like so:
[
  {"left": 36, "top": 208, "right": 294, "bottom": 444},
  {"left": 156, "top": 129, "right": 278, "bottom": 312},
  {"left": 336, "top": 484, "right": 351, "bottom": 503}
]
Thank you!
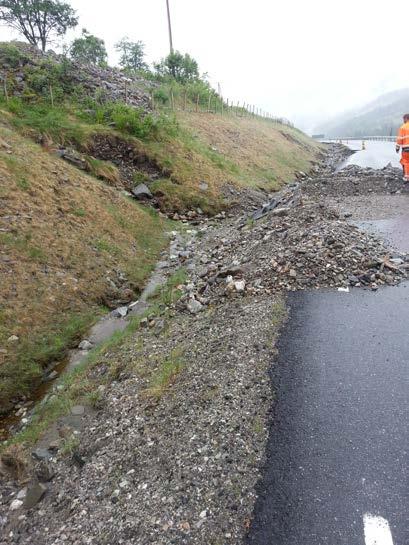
[{"left": 0, "top": 42, "right": 151, "bottom": 111}]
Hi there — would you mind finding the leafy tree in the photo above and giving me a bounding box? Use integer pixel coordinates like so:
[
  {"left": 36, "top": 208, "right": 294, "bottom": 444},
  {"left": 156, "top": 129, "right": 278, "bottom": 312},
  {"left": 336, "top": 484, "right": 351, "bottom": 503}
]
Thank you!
[
  {"left": 0, "top": 0, "right": 78, "bottom": 52},
  {"left": 155, "top": 51, "right": 199, "bottom": 82},
  {"left": 115, "top": 37, "right": 147, "bottom": 72},
  {"left": 70, "top": 29, "right": 107, "bottom": 66}
]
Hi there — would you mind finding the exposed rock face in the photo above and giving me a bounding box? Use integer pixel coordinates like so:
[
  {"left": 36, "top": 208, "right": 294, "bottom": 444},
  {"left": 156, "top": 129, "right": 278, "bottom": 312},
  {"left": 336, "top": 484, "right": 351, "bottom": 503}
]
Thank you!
[{"left": 0, "top": 42, "right": 152, "bottom": 111}]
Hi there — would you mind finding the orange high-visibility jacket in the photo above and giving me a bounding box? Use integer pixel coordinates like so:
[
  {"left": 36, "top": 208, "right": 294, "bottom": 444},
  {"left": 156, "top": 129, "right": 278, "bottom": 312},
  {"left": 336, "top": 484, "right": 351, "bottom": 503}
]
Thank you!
[{"left": 396, "top": 121, "right": 409, "bottom": 148}]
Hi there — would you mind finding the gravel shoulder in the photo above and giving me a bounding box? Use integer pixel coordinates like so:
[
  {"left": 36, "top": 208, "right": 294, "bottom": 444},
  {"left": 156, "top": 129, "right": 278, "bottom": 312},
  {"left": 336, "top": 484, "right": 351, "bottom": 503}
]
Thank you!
[{"left": 1, "top": 144, "right": 408, "bottom": 545}]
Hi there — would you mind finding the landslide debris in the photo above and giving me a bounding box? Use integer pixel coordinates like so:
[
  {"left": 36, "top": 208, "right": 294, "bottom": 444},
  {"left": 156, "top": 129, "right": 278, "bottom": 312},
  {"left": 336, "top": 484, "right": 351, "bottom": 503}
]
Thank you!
[
  {"left": 2, "top": 145, "right": 406, "bottom": 545},
  {"left": 180, "top": 160, "right": 407, "bottom": 301}
]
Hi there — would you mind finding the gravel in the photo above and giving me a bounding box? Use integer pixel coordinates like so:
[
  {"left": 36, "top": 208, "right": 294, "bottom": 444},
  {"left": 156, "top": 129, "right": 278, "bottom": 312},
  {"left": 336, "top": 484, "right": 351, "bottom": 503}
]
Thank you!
[{"left": 1, "top": 144, "right": 407, "bottom": 545}]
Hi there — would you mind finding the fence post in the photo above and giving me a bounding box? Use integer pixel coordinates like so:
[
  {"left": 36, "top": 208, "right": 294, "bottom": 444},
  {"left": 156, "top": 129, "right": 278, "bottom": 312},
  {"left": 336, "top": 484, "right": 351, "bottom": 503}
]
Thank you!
[
  {"left": 4, "top": 74, "right": 8, "bottom": 103},
  {"left": 151, "top": 90, "right": 155, "bottom": 112},
  {"left": 183, "top": 90, "right": 187, "bottom": 111},
  {"left": 124, "top": 81, "right": 128, "bottom": 104},
  {"left": 170, "top": 89, "right": 175, "bottom": 111},
  {"left": 49, "top": 84, "right": 54, "bottom": 107},
  {"left": 207, "top": 92, "right": 211, "bottom": 113}
]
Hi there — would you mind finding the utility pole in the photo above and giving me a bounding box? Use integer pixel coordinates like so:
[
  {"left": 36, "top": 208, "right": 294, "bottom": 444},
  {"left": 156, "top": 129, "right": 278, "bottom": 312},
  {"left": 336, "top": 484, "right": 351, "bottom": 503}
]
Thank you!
[{"left": 166, "top": 0, "right": 174, "bottom": 54}]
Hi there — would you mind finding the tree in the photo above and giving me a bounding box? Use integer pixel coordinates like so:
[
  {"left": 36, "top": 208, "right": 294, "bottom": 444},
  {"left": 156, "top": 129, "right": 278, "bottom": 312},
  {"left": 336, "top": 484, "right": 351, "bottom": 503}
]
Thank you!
[
  {"left": 0, "top": 0, "right": 78, "bottom": 52},
  {"left": 115, "top": 37, "right": 147, "bottom": 72},
  {"left": 155, "top": 51, "right": 199, "bottom": 82},
  {"left": 70, "top": 29, "right": 107, "bottom": 66}
]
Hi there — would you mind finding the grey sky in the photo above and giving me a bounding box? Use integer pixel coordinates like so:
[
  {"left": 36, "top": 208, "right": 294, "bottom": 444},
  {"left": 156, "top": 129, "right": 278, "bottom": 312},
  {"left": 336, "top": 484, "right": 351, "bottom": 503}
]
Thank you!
[{"left": 0, "top": 0, "right": 406, "bottom": 131}]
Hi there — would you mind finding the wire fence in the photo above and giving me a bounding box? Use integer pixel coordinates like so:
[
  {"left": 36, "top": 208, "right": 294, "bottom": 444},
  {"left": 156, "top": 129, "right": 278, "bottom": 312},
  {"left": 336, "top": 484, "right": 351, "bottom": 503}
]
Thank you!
[
  {"left": 0, "top": 70, "right": 294, "bottom": 129},
  {"left": 149, "top": 87, "right": 294, "bottom": 128}
]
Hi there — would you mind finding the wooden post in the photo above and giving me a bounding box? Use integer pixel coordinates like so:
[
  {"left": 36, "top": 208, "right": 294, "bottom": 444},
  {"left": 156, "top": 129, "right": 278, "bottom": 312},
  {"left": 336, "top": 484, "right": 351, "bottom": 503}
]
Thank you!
[
  {"left": 183, "top": 90, "right": 187, "bottom": 111},
  {"left": 4, "top": 75, "right": 9, "bottom": 103},
  {"left": 170, "top": 89, "right": 175, "bottom": 111},
  {"left": 221, "top": 98, "right": 224, "bottom": 115},
  {"left": 166, "top": 0, "right": 174, "bottom": 54},
  {"left": 151, "top": 90, "right": 155, "bottom": 111},
  {"left": 124, "top": 81, "right": 128, "bottom": 104},
  {"left": 207, "top": 92, "right": 211, "bottom": 113},
  {"left": 49, "top": 84, "right": 54, "bottom": 107},
  {"left": 196, "top": 93, "right": 199, "bottom": 113}
]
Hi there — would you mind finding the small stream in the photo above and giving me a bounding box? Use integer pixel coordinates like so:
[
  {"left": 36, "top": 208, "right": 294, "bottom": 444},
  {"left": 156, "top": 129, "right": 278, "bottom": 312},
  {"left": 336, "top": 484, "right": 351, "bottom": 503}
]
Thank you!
[{"left": 0, "top": 234, "right": 187, "bottom": 442}]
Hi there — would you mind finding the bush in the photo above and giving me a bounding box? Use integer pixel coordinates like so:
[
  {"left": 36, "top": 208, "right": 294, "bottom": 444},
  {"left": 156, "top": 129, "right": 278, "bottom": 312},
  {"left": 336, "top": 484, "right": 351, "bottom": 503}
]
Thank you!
[
  {"left": 0, "top": 43, "right": 28, "bottom": 68},
  {"left": 82, "top": 101, "right": 178, "bottom": 140}
]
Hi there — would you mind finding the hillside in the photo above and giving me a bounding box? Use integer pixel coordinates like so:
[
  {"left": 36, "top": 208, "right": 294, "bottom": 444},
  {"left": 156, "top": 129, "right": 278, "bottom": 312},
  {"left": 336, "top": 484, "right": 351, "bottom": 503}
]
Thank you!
[
  {"left": 0, "top": 41, "right": 321, "bottom": 416},
  {"left": 315, "top": 88, "right": 409, "bottom": 138}
]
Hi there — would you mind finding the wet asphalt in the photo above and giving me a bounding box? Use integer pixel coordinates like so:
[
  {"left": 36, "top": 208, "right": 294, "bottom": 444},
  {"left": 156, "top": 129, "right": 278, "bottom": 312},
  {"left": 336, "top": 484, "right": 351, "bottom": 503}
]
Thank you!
[
  {"left": 247, "top": 287, "right": 409, "bottom": 545},
  {"left": 335, "top": 140, "right": 401, "bottom": 170},
  {"left": 247, "top": 147, "right": 409, "bottom": 545}
]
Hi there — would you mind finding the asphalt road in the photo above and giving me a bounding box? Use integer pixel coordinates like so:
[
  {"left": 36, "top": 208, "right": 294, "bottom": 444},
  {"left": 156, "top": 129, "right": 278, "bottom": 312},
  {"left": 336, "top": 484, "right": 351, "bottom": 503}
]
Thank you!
[
  {"left": 339, "top": 140, "right": 401, "bottom": 170},
  {"left": 247, "top": 286, "right": 409, "bottom": 545}
]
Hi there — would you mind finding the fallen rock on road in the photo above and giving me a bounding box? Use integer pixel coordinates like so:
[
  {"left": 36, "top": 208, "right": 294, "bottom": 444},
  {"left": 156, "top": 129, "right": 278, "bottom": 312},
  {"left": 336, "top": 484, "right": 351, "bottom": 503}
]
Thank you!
[{"left": 1, "top": 144, "right": 407, "bottom": 545}]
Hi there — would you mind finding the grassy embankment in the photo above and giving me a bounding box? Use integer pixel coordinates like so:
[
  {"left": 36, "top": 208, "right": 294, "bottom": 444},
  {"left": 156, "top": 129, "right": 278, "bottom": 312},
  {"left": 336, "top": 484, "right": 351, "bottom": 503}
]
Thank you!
[
  {"left": 0, "top": 42, "right": 321, "bottom": 419},
  {"left": 0, "top": 125, "right": 170, "bottom": 412}
]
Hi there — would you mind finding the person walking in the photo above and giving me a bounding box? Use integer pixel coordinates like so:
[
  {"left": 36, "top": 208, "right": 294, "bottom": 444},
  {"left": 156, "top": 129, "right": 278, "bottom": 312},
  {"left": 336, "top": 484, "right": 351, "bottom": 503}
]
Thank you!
[{"left": 396, "top": 114, "right": 409, "bottom": 181}]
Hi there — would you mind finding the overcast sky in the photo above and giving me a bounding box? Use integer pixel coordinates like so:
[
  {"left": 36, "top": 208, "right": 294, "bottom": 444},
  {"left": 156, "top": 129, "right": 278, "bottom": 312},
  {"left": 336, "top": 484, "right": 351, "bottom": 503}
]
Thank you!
[{"left": 0, "top": 0, "right": 407, "bottom": 131}]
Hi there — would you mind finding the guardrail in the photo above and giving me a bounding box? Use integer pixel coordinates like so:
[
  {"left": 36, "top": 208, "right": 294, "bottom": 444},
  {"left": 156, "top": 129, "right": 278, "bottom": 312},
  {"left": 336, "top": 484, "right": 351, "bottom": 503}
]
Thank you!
[{"left": 323, "top": 136, "right": 396, "bottom": 142}]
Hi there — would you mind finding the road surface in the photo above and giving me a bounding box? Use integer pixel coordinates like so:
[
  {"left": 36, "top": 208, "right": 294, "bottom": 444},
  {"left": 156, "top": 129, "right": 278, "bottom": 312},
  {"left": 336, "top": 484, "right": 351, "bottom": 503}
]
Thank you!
[
  {"left": 339, "top": 140, "right": 401, "bottom": 170},
  {"left": 247, "top": 287, "right": 409, "bottom": 545},
  {"left": 247, "top": 153, "right": 409, "bottom": 545}
]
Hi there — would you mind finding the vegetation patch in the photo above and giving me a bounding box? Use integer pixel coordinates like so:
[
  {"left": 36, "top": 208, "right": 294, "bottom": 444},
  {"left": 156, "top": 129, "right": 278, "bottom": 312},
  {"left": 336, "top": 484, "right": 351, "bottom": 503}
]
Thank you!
[
  {"left": 2, "top": 270, "right": 187, "bottom": 449},
  {"left": 0, "top": 311, "right": 95, "bottom": 412},
  {"left": 143, "top": 349, "right": 184, "bottom": 399},
  {"left": 84, "top": 156, "right": 121, "bottom": 186},
  {"left": 0, "top": 125, "right": 170, "bottom": 412}
]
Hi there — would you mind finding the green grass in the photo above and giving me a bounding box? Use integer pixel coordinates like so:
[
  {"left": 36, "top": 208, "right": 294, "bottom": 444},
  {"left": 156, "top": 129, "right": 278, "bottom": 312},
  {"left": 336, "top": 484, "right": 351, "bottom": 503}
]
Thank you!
[
  {"left": 84, "top": 156, "right": 120, "bottom": 185},
  {"left": 59, "top": 435, "right": 80, "bottom": 456},
  {"left": 5, "top": 98, "right": 89, "bottom": 146},
  {"left": 94, "top": 238, "right": 122, "bottom": 257},
  {"left": 2, "top": 271, "right": 187, "bottom": 449},
  {"left": 144, "top": 348, "right": 184, "bottom": 399},
  {"left": 271, "top": 298, "right": 287, "bottom": 328},
  {"left": 0, "top": 232, "right": 46, "bottom": 263},
  {"left": 71, "top": 207, "right": 86, "bottom": 217},
  {"left": 149, "top": 268, "right": 187, "bottom": 306},
  {"left": 0, "top": 311, "right": 96, "bottom": 411},
  {"left": 150, "top": 178, "right": 223, "bottom": 215},
  {"left": 16, "top": 177, "right": 30, "bottom": 191}
]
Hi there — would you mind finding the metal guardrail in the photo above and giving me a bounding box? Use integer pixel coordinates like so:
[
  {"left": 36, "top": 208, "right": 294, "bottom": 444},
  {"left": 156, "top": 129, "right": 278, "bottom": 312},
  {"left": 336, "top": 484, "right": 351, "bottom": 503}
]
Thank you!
[{"left": 323, "top": 136, "right": 396, "bottom": 142}]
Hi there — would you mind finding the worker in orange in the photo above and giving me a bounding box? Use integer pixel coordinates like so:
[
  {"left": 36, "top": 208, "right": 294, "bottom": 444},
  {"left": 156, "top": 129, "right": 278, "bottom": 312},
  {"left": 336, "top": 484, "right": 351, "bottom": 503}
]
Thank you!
[{"left": 396, "top": 114, "right": 409, "bottom": 181}]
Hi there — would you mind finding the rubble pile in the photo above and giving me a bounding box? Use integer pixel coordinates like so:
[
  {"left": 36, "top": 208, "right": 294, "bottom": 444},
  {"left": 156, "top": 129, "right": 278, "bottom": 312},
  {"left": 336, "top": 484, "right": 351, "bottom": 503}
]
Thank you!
[
  {"left": 305, "top": 163, "right": 404, "bottom": 198},
  {"left": 184, "top": 201, "right": 406, "bottom": 304}
]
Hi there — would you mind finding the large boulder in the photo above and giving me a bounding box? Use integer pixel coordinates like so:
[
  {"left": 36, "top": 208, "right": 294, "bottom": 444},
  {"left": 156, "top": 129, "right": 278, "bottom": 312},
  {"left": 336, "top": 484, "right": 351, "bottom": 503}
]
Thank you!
[{"left": 131, "top": 183, "right": 153, "bottom": 200}]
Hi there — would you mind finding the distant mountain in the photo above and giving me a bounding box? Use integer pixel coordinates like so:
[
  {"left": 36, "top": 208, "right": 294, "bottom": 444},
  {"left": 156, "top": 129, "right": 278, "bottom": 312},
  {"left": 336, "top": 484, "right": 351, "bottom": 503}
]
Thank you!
[{"left": 314, "top": 89, "right": 409, "bottom": 138}]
